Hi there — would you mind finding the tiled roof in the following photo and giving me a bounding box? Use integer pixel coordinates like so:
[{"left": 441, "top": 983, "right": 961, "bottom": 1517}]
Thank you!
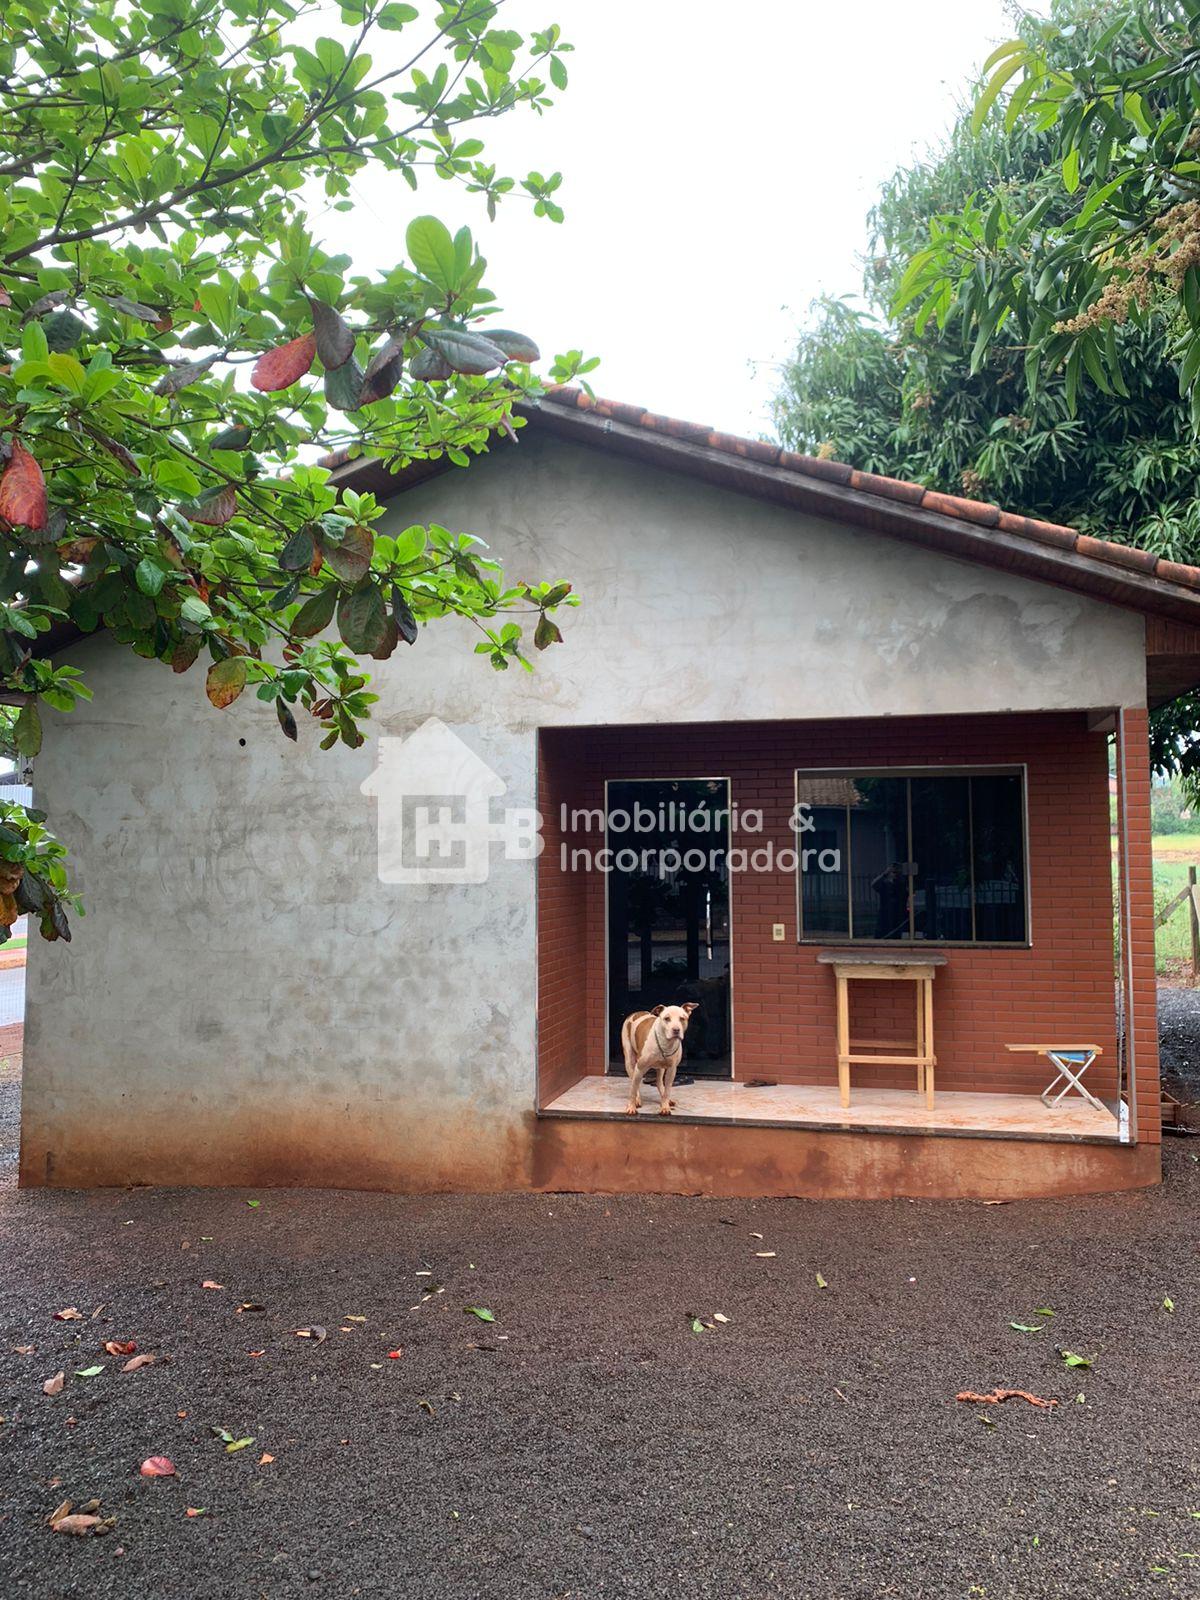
[{"left": 536, "top": 385, "right": 1200, "bottom": 595}]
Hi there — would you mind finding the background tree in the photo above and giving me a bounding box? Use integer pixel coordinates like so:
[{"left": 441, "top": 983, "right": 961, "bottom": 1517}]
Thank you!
[
  {"left": 770, "top": 0, "right": 1200, "bottom": 790},
  {"left": 0, "top": 0, "right": 591, "bottom": 943}
]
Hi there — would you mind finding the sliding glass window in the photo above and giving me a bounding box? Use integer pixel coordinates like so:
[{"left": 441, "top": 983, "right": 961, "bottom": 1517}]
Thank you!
[{"left": 795, "top": 768, "right": 1027, "bottom": 945}]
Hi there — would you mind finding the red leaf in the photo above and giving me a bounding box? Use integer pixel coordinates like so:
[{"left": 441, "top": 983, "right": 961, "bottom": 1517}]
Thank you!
[
  {"left": 201, "top": 1280, "right": 224, "bottom": 1290},
  {"left": 185, "top": 485, "right": 237, "bottom": 526},
  {"left": 51, "top": 1513, "right": 101, "bottom": 1536},
  {"left": 0, "top": 441, "right": 48, "bottom": 531},
  {"left": 139, "top": 1456, "right": 176, "bottom": 1477},
  {"left": 104, "top": 1340, "right": 136, "bottom": 1356},
  {"left": 252, "top": 333, "right": 317, "bottom": 393},
  {"left": 122, "top": 1354, "right": 155, "bottom": 1372}
]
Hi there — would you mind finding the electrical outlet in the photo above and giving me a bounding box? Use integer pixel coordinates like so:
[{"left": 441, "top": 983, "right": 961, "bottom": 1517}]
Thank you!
[{"left": 772, "top": 923, "right": 786, "bottom": 942}]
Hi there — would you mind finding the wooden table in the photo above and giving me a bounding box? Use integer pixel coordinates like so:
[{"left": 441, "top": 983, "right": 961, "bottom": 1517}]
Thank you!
[{"left": 817, "top": 951, "right": 948, "bottom": 1110}]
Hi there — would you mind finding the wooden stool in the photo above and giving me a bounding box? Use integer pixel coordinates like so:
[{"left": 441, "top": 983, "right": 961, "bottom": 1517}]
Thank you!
[{"left": 817, "top": 951, "right": 948, "bottom": 1110}]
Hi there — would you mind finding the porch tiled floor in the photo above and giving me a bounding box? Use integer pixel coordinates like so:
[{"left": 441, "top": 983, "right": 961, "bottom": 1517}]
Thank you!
[{"left": 542, "top": 1075, "right": 1122, "bottom": 1143}]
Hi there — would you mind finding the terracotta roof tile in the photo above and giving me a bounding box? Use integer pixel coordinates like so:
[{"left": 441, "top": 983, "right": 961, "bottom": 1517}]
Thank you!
[
  {"left": 1157, "top": 559, "right": 1200, "bottom": 588},
  {"left": 778, "top": 450, "right": 851, "bottom": 485},
  {"left": 849, "top": 470, "right": 925, "bottom": 506},
  {"left": 921, "top": 490, "right": 1001, "bottom": 529},
  {"left": 1074, "top": 534, "right": 1160, "bottom": 575},
  {"left": 995, "top": 511, "right": 1078, "bottom": 551}
]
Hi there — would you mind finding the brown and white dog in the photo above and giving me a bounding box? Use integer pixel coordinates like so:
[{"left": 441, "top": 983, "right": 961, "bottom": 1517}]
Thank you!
[{"left": 621, "top": 1003, "right": 698, "bottom": 1116}]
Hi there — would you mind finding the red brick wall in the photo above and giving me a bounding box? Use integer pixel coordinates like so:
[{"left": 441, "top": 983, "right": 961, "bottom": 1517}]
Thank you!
[
  {"left": 539, "top": 712, "right": 1127, "bottom": 1107},
  {"left": 1115, "top": 709, "right": 1162, "bottom": 1144}
]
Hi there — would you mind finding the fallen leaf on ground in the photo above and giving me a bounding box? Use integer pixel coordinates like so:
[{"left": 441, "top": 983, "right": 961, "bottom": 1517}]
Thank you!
[
  {"left": 750, "top": 1232, "right": 764, "bottom": 1240},
  {"left": 201, "top": 1281, "right": 224, "bottom": 1291},
  {"left": 388, "top": 1349, "right": 403, "bottom": 1359},
  {"left": 1009, "top": 1322, "right": 1045, "bottom": 1333},
  {"left": 1164, "top": 1297, "right": 1175, "bottom": 1313},
  {"left": 982, "top": 1200, "right": 1008, "bottom": 1206},
  {"left": 74, "top": 1366, "right": 104, "bottom": 1378},
  {"left": 48, "top": 1498, "right": 72, "bottom": 1524},
  {"left": 690, "top": 1317, "right": 706, "bottom": 1334},
  {"left": 247, "top": 1350, "right": 265, "bottom": 1358},
  {"left": 53, "top": 1308, "right": 83, "bottom": 1321},
  {"left": 815, "top": 1272, "right": 828, "bottom": 1289},
  {"left": 176, "top": 1410, "right": 188, "bottom": 1419},
  {"left": 258, "top": 1452, "right": 274, "bottom": 1465},
  {"left": 42, "top": 1372, "right": 64, "bottom": 1396},
  {"left": 225, "top": 1437, "right": 254, "bottom": 1453},
  {"left": 104, "top": 1341, "right": 136, "bottom": 1356},
  {"left": 236, "top": 1303, "right": 265, "bottom": 1314},
  {"left": 122, "top": 1354, "right": 155, "bottom": 1372},
  {"left": 1034, "top": 1307, "right": 1055, "bottom": 1317},
  {"left": 185, "top": 1507, "right": 207, "bottom": 1518},
  {"left": 465, "top": 1307, "right": 495, "bottom": 1322},
  {"left": 246, "top": 1200, "right": 260, "bottom": 1208},
  {"left": 13, "top": 1344, "right": 35, "bottom": 1355},
  {"left": 345, "top": 1315, "right": 367, "bottom": 1322},
  {"left": 1059, "top": 1349, "right": 1093, "bottom": 1368},
  {"left": 294, "top": 1326, "right": 326, "bottom": 1343},
  {"left": 140, "top": 1456, "right": 176, "bottom": 1477},
  {"left": 755, "top": 1251, "right": 776, "bottom": 1259},
  {"left": 956, "top": 1389, "right": 1058, "bottom": 1409},
  {"left": 712, "top": 1312, "right": 730, "bottom": 1324},
  {"left": 51, "top": 1513, "right": 101, "bottom": 1536},
  {"left": 418, "top": 1399, "right": 436, "bottom": 1417}
]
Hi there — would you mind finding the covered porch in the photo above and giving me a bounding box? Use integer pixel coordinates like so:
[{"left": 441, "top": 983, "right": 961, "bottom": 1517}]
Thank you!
[{"left": 535, "top": 708, "right": 1157, "bottom": 1183}]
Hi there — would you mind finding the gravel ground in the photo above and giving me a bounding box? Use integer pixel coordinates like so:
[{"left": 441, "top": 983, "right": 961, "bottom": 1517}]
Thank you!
[
  {"left": 1159, "top": 985, "right": 1200, "bottom": 1100},
  {"left": 3, "top": 1157, "right": 1200, "bottom": 1600}
]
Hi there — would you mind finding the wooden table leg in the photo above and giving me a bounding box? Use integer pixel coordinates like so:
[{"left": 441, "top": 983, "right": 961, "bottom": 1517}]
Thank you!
[
  {"left": 915, "top": 981, "right": 925, "bottom": 1098},
  {"left": 836, "top": 972, "right": 850, "bottom": 1109},
  {"left": 923, "top": 976, "right": 935, "bottom": 1109}
]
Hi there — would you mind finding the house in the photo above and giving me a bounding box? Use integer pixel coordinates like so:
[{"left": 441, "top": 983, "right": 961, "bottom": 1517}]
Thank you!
[{"left": 20, "top": 386, "right": 1200, "bottom": 1199}]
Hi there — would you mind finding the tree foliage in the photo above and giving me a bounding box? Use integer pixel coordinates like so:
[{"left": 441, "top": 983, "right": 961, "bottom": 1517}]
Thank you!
[
  {"left": 0, "top": 0, "right": 591, "bottom": 944},
  {"left": 770, "top": 0, "right": 1200, "bottom": 791}
]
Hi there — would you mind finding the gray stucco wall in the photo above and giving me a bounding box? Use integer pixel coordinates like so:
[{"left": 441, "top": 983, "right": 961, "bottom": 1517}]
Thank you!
[{"left": 19, "top": 434, "right": 1147, "bottom": 1190}]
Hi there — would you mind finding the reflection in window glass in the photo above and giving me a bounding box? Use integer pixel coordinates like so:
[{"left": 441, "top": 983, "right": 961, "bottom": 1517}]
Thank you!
[
  {"left": 911, "top": 776, "right": 971, "bottom": 942},
  {"left": 971, "top": 774, "right": 1026, "bottom": 941},
  {"left": 850, "top": 777, "right": 909, "bottom": 940},
  {"left": 795, "top": 768, "right": 1028, "bottom": 945},
  {"left": 796, "top": 778, "right": 849, "bottom": 939}
]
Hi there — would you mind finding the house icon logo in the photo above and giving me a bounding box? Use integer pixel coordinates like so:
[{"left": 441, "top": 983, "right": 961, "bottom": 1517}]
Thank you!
[{"left": 361, "top": 717, "right": 540, "bottom": 885}]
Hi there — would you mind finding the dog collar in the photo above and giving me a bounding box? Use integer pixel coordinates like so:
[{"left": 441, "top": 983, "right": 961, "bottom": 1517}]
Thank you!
[{"left": 653, "top": 1020, "right": 681, "bottom": 1060}]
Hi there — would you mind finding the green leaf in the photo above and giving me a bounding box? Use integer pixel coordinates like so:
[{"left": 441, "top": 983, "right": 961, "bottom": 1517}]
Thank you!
[
  {"left": 279, "top": 525, "right": 316, "bottom": 572},
  {"left": 815, "top": 1271, "right": 827, "bottom": 1289},
  {"left": 324, "top": 357, "right": 365, "bottom": 412},
  {"left": 336, "top": 580, "right": 388, "bottom": 653},
  {"left": 1009, "top": 1322, "right": 1044, "bottom": 1333},
  {"left": 74, "top": 1365, "right": 104, "bottom": 1378},
  {"left": 291, "top": 586, "right": 337, "bottom": 638},
  {"left": 464, "top": 1306, "right": 495, "bottom": 1322},
  {"left": 1060, "top": 1350, "right": 1092, "bottom": 1368},
  {"left": 225, "top": 1436, "right": 255, "bottom": 1453},
  {"left": 13, "top": 701, "right": 41, "bottom": 757},
  {"left": 1062, "top": 145, "right": 1081, "bottom": 194},
  {"left": 135, "top": 558, "right": 167, "bottom": 597},
  {"left": 206, "top": 656, "right": 248, "bottom": 709},
  {"left": 423, "top": 327, "right": 509, "bottom": 376},
  {"left": 406, "top": 216, "right": 460, "bottom": 293},
  {"left": 971, "top": 51, "right": 1027, "bottom": 135}
]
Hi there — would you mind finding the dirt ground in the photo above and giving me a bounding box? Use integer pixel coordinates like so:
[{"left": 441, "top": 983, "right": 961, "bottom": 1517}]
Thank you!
[
  {"left": 4, "top": 997, "right": 1200, "bottom": 1600},
  {"left": 1, "top": 1148, "right": 1200, "bottom": 1600}
]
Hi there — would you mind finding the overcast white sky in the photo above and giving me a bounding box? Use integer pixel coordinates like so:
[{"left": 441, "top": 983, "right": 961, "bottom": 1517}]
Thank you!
[{"left": 316, "top": 0, "right": 1025, "bottom": 437}]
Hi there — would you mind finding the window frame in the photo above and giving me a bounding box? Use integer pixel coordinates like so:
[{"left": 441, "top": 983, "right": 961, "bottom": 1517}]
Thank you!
[{"left": 793, "top": 764, "right": 1032, "bottom": 949}]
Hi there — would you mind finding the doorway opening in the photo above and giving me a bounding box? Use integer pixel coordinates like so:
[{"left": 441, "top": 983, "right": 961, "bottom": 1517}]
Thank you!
[{"left": 605, "top": 778, "right": 732, "bottom": 1079}]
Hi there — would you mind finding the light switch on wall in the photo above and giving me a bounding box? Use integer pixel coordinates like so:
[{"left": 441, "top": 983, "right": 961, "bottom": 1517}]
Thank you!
[{"left": 772, "top": 923, "right": 786, "bottom": 942}]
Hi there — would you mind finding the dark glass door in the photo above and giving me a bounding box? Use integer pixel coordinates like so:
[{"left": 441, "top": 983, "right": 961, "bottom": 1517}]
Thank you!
[{"left": 606, "top": 779, "right": 732, "bottom": 1078}]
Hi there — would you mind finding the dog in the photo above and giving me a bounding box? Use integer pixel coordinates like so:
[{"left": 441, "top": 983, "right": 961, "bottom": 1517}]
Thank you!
[{"left": 621, "top": 1003, "right": 698, "bottom": 1116}]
